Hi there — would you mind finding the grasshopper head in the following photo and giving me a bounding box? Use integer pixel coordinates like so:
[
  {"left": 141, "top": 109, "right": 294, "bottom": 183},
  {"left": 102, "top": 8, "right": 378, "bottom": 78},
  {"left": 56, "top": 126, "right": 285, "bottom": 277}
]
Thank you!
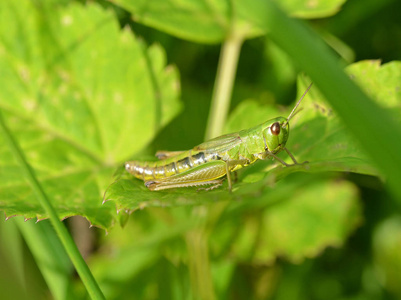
[
  {"left": 261, "top": 83, "right": 312, "bottom": 155},
  {"left": 262, "top": 117, "right": 289, "bottom": 154}
]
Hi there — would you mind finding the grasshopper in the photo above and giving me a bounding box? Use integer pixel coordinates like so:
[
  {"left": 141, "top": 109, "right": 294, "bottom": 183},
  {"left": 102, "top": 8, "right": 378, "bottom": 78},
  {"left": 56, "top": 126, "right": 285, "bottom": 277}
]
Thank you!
[{"left": 126, "top": 84, "right": 312, "bottom": 191}]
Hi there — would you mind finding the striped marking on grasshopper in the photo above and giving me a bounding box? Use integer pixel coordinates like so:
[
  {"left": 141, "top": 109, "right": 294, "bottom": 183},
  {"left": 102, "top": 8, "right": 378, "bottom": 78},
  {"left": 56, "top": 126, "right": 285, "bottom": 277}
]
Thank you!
[{"left": 126, "top": 84, "right": 312, "bottom": 191}]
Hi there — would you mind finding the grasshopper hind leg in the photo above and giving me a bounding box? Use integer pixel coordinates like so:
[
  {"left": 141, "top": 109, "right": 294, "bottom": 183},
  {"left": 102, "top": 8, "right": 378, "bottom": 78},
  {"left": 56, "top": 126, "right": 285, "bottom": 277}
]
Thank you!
[
  {"left": 144, "top": 160, "right": 228, "bottom": 191},
  {"left": 145, "top": 179, "right": 224, "bottom": 191},
  {"left": 143, "top": 160, "right": 249, "bottom": 192},
  {"left": 197, "top": 181, "right": 224, "bottom": 191}
]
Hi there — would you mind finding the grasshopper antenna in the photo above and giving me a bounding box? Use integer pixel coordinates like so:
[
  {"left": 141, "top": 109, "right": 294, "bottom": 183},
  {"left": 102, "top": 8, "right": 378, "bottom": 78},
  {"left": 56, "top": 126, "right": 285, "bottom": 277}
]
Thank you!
[{"left": 283, "top": 82, "right": 313, "bottom": 128}]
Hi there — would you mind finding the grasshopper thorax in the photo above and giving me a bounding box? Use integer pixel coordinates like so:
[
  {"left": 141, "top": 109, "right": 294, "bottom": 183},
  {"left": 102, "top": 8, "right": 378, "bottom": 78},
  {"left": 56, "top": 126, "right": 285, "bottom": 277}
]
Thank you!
[{"left": 262, "top": 117, "right": 289, "bottom": 154}]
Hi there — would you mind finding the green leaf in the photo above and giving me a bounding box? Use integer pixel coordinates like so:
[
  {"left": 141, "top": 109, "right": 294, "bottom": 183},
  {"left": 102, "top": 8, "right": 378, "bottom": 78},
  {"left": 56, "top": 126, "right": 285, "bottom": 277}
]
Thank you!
[
  {"left": 112, "top": 0, "right": 346, "bottom": 43},
  {"left": 0, "top": 1, "right": 181, "bottom": 229},
  {"left": 211, "top": 176, "right": 361, "bottom": 264},
  {"left": 105, "top": 159, "right": 314, "bottom": 212},
  {"left": 113, "top": 0, "right": 233, "bottom": 43},
  {"left": 88, "top": 207, "right": 195, "bottom": 299},
  {"left": 104, "top": 173, "right": 233, "bottom": 212},
  {"left": 295, "top": 60, "right": 400, "bottom": 167},
  {"left": 256, "top": 179, "right": 360, "bottom": 263},
  {"left": 276, "top": 0, "right": 347, "bottom": 18},
  {"left": 373, "top": 216, "right": 401, "bottom": 297},
  {"left": 102, "top": 173, "right": 362, "bottom": 295}
]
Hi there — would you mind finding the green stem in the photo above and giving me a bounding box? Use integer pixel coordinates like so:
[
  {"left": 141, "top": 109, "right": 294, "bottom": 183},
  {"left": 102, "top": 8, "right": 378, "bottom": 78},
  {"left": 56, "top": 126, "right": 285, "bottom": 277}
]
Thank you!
[
  {"left": 0, "top": 111, "right": 105, "bottom": 300},
  {"left": 195, "top": 33, "right": 244, "bottom": 299},
  {"left": 186, "top": 228, "right": 215, "bottom": 300},
  {"left": 204, "top": 35, "right": 244, "bottom": 140}
]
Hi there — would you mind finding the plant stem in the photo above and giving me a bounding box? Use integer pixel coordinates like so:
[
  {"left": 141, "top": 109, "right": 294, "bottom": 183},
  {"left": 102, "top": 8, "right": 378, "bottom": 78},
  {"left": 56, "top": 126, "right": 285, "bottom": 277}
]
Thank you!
[
  {"left": 0, "top": 111, "right": 105, "bottom": 300},
  {"left": 204, "top": 35, "right": 243, "bottom": 140},
  {"left": 193, "top": 33, "right": 243, "bottom": 299},
  {"left": 186, "top": 228, "right": 215, "bottom": 300}
]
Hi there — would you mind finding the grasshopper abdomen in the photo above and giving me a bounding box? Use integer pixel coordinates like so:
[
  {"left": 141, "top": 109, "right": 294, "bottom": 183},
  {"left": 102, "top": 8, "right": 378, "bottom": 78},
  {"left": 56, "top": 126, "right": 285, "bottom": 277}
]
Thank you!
[{"left": 125, "top": 151, "right": 219, "bottom": 181}]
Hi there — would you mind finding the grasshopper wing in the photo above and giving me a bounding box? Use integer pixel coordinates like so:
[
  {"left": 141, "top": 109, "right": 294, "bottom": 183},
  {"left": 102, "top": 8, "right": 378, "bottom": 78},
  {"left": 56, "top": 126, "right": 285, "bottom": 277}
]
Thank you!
[
  {"left": 155, "top": 150, "right": 185, "bottom": 160},
  {"left": 194, "top": 132, "right": 242, "bottom": 153}
]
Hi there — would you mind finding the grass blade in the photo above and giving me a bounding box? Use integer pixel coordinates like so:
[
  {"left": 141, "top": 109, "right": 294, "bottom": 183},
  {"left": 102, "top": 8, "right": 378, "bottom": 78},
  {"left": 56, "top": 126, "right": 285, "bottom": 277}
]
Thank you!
[
  {"left": 0, "top": 111, "right": 105, "bottom": 300},
  {"left": 239, "top": 0, "right": 401, "bottom": 202}
]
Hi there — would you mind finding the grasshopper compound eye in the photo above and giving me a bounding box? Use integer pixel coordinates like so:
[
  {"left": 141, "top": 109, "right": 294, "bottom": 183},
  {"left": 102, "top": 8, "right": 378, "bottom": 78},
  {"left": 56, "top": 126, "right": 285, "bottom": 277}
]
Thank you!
[{"left": 271, "top": 122, "right": 281, "bottom": 136}]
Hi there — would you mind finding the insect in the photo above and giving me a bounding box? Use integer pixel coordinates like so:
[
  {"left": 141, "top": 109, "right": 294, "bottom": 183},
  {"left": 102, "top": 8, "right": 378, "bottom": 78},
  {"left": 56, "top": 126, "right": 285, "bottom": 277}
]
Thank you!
[{"left": 125, "top": 84, "right": 312, "bottom": 191}]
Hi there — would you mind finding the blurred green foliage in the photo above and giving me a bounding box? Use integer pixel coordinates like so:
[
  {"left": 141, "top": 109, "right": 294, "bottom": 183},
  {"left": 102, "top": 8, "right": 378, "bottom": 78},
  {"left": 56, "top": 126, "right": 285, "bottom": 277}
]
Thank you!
[{"left": 1, "top": 0, "right": 401, "bottom": 299}]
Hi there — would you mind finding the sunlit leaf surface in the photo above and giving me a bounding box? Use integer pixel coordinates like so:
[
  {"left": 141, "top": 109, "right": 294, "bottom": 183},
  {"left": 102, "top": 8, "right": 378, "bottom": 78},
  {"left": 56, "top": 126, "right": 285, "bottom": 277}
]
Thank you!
[
  {"left": 0, "top": 1, "right": 181, "bottom": 229},
  {"left": 112, "top": 0, "right": 346, "bottom": 43},
  {"left": 210, "top": 175, "right": 361, "bottom": 264}
]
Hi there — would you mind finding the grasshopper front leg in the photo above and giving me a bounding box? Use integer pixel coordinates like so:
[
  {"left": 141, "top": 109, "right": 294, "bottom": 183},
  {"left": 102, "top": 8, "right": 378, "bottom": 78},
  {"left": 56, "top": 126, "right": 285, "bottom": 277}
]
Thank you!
[{"left": 260, "top": 148, "right": 307, "bottom": 166}]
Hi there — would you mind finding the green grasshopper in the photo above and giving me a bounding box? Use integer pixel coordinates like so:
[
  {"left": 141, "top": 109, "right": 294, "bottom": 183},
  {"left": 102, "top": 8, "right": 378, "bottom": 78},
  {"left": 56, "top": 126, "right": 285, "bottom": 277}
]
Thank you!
[{"left": 126, "top": 84, "right": 312, "bottom": 191}]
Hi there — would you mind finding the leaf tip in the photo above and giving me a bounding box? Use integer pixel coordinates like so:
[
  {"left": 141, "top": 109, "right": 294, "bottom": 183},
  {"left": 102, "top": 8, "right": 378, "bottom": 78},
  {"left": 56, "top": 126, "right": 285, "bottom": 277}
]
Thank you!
[{"left": 4, "top": 214, "right": 17, "bottom": 221}]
